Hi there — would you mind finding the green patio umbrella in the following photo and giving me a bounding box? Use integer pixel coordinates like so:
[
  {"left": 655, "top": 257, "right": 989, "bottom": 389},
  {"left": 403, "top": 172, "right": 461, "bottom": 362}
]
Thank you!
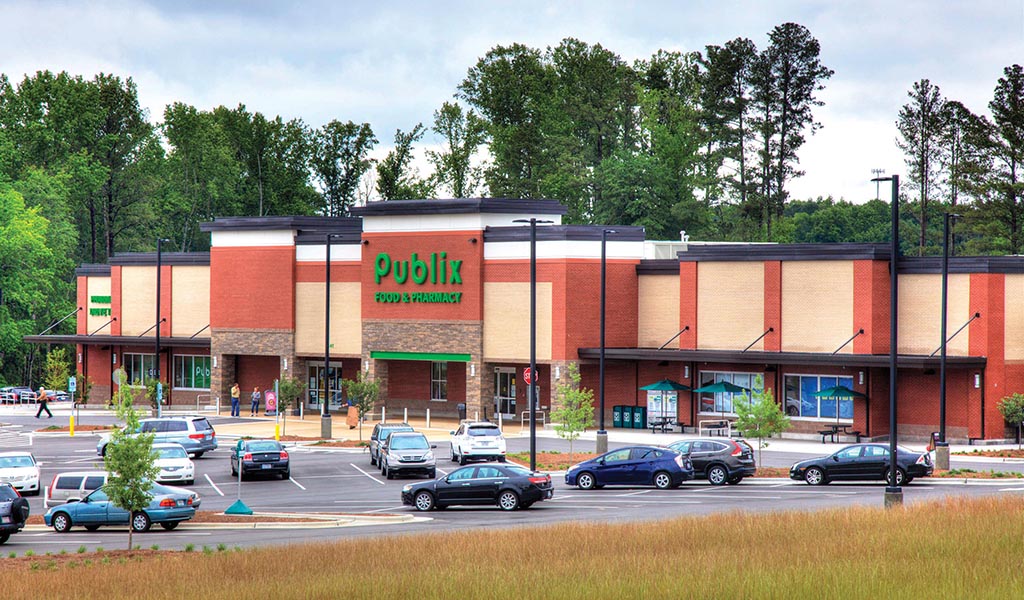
[
  {"left": 638, "top": 380, "right": 691, "bottom": 427},
  {"left": 812, "top": 385, "right": 867, "bottom": 423},
  {"left": 691, "top": 381, "right": 749, "bottom": 394}
]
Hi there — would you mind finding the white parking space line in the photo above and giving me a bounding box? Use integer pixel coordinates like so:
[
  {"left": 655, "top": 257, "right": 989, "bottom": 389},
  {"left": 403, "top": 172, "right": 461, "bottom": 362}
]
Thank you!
[
  {"left": 365, "top": 506, "right": 407, "bottom": 513},
  {"left": 61, "top": 457, "right": 105, "bottom": 464},
  {"left": 351, "top": 463, "right": 385, "bottom": 485},
  {"left": 289, "top": 477, "right": 306, "bottom": 490},
  {"left": 436, "top": 468, "right": 448, "bottom": 476},
  {"left": 1000, "top": 487, "right": 1024, "bottom": 492},
  {"left": 616, "top": 490, "right": 651, "bottom": 497},
  {"left": 333, "top": 500, "right": 405, "bottom": 504},
  {"left": 204, "top": 474, "right": 225, "bottom": 496}
]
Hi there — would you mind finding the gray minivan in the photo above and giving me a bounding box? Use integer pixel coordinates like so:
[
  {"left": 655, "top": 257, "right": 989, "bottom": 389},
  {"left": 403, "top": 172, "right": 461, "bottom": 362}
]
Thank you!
[
  {"left": 44, "top": 471, "right": 108, "bottom": 509},
  {"left": 97, "top": 416, "right": 218, "bottom": 458}
]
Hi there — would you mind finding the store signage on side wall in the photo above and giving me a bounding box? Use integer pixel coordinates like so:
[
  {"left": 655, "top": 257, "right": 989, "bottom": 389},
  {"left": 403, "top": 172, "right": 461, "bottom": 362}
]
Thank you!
[
  {"left": 373, "top": 251, "right": 464, "bottom": 304},
  {"left": 89, "top": 295, "right": 111, "bottom": 316}
]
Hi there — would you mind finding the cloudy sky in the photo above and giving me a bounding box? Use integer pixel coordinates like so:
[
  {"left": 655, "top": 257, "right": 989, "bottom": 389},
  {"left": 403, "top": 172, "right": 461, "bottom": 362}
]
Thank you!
[{"left": 2, "top": 0, "right": 1022, "bottom": 203}]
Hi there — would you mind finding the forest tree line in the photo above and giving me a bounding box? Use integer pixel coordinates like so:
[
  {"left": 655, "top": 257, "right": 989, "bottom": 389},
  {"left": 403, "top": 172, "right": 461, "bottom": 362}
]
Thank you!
[{"left": 0, "top": 21, "right": 1021, "bottom": 386}]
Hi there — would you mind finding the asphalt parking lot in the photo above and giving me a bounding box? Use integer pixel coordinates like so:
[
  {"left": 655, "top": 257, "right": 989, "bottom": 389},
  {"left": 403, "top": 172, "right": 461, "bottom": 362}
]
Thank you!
[{"left": 5, "top": 420, "right": 1024, "bottom": 553}]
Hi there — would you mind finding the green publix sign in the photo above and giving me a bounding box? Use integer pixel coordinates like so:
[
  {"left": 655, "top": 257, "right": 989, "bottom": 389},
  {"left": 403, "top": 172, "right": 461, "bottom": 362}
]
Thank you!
[
  {"left": 373, "top": 252, "right": 463, "bottom": 304},
  {"left": 89, "top": 295, "right": 111, "bottom": 316}
]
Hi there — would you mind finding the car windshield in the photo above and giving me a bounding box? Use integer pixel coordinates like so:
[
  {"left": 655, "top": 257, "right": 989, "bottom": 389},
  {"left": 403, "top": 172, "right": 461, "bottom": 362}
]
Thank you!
[
  {"left": 0, "top": 455, "right": 35, "bottom": 468},
  {"left": 467, "top": 426, "right": 501, "bottom": 437},
  {"left": 389, "top": 435, "right": 428, "bottom": 450},
  {"left": 157, "top": 446, "right": 188, "bottom": 459},
  {"left": 247, "top": 441, "right": 280, "bottom": 452}
]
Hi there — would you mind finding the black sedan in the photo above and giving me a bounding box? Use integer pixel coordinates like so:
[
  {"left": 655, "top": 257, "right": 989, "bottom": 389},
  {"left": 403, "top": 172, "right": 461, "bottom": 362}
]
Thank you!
[
  {"left": 401, "top": 463, "right": 553, "bottom": 511},
  {"left": 230, "top": 439, "right": 290, "bottom": 480},
  {"left": 790, "top": 443, "right": 933, "bottom": 485}
]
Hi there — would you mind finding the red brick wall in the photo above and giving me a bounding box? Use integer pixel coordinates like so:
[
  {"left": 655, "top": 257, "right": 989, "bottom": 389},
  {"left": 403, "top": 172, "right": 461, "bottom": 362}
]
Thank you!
[
  {"left": 295, "top": 263, "right": 361, "bottom": 283},
  {"left": 159, "top": 265, "right": 172, "bottom": 337},
  {"left": 853, "top": 260, "right": 890, "bottom": 354},
  {"left": 76, "top": 277, "right": 88, "bottom": 334},
  {"left": 363, "top": 231, "right": 483, "bottom": 321},
  {"left": 236, "top": 355, "right": 280, "bottom": 401},
  {"left": 111, "top": 267, "right": 122, "bottom": 336},
  {"left": 971, "top": 272, "right": 1005, "bottom": 439},
  {"left": 558, "top": 260, "right": 638, "bottom": 360},
  {"left": 679, "top": 263, "right": 697, "bottom": 349},
  {"left": 211, "top": 247, "right": 295, "bottom": 329},
  {"left": 763, "top": 261, "right": 782, "bottom": 351}
]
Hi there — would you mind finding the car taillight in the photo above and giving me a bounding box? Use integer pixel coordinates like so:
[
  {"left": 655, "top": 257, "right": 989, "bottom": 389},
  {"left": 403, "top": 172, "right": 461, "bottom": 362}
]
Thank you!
[
  {"left": 159, "top": 498, "right": 175, "bottom": 507},
  {"left": 731, "top": 441, "right": 743, "bottom": 456},
  {"left": 48, "top": 478, "right": 57, "bottom": 499},
  {"left": 279, "top": 451, "right": 289, "bottom": 460},
  {"left": 188, "top": 433, "right": 204, "bottom": 439},
  {"left": 916, "top": 454, "right": 930, "bottom": 465},
  {"left": 243, "top": 453, "right": 252, "bottom": 460},
  {"left": 675, "top": 454, "right": 686, "bottom": 468},
  {"left": 528, "top": 476, "right": 550, "bottom": 485},
  {"left": 187, "top": 496, "right": 193, "bottom": 506},
  {"left": 211, "top": 431, "right": 216, "bottom": 438}
]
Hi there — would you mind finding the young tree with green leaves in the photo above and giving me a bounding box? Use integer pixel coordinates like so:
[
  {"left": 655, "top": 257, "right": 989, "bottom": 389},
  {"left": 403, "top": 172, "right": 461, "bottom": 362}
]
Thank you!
[
  {"left": 342, "top": 372, "right": 379, "bottom": 441},
  {"left": 375, "top": 124, "right": 433, "bottom": 200},
  {"left": 275, "top": 375, "right": 307, "bottom": 437},
  {"left": 734, "top": 378, "right": 790, "bottom": 466},
  {"left": 998, "top": 392, "right": 1024, "bottom": 449},
  {"left": 310, "top": 120, "right": 377, "bottom": 216},
  {"left": 42, "top": 347, "right": 71, "bottom": 391},
  {"left": 550, "top": 363, "right": 595, "bottom": 463},
  {"left": 427, "top": 101, "right": 487, "bottom": 198},
  {"left": 104, "top": 369, "right": 159, "bottom": 549}
]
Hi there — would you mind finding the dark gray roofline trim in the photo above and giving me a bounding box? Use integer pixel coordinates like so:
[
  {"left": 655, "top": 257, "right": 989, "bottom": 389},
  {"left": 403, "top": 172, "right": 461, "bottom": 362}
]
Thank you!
[
  {"left": 75, "top": 264, "right": 112, "bottom": 277},
  {"left": 24, "top": 334, "right": 211, "bottom": 348},
  {"left": 678, "top": 243, "right": 891, "bottom": 262},
  {"left": 109, "top": 253, "right": 211, "bottom": 266},
  {"left": 200, "top": 216, "right": 362, "bottom": 233},
  {"left": 636, "top": 260, "right": 679, "bottom": 275},
  {"left": 484, "top": 225, "right": 645, "bottom": 243},
  {"left": 577, "top": 347, "right": 987, "bottom": 370},
  {"left": 351, "top": 198, "right": 568, "bottom": 217},
  {"left": 294, "top": 231, "right": 364, "bottom": 245},
  {"left": 899, "top": 256, "right": 1024, "bottom": 274}
]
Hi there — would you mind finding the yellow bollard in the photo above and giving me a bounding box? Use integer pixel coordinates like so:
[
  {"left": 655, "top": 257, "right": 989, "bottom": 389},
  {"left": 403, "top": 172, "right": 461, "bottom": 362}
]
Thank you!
[
  {"left": 69, "top": 415, "right": 75, "bottom": 437},
  {"left": 275, "top": 423, "right": 280, "bottom": 441}
]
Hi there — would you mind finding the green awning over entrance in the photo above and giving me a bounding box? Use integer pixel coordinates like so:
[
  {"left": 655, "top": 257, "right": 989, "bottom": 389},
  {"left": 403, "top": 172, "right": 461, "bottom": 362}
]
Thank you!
[{"left": 370, "top": 351, "right": 471, "bottom": 362}]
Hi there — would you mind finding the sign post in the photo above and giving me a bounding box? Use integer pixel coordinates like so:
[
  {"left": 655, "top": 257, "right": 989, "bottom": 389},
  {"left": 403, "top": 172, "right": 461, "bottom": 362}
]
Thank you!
[{"left": 225, "top": 439, "right": 253, "bottom": 515}]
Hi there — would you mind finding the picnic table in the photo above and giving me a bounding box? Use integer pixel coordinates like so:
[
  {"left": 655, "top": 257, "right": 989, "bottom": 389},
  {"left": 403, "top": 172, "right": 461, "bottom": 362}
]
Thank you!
[
  {"left": 817, "top": 423, "right": 861, "bottom": 443},
  {"left": 648, "top": 416, "right": 675, "bottom": 433}
]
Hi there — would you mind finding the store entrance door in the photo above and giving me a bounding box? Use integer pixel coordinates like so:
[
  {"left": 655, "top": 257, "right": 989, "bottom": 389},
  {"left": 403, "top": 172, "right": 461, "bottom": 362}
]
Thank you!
[
  {"left": 494, "top": 368, "right": 516, "bottom": 418},
  {"left": 308, "top": 363, "right": 344, "bottom": 412}
]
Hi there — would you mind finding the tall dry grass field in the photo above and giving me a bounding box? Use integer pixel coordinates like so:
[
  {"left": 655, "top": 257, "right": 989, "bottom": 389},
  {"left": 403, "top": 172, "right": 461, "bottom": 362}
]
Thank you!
[{"left": 9, "top": 494, "right": 1024, "bottom": 599}]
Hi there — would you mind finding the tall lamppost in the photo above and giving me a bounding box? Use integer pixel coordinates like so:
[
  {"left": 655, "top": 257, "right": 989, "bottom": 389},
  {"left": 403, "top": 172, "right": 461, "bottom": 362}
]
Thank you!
[
  {"left": 322, "top": 232, "right": 341, "bottom": 440},
  {"left": 513, "top": 217, "right": 552, "bottom": 471},
  {"left": 936, "top": 212, "right": 961, "bottom": 470},
  {"left": 597, "top": 228, "right": 616, "bottom": 454},
  {"left": 155, "top": 238, "right": 170, "bottom": 418},
  {"left": 872, "top": 174, "right": 902, "bottom": 508}
]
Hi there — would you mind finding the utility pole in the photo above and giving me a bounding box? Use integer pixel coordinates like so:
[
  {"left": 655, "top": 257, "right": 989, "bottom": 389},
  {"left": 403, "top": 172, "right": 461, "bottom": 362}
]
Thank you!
[{"left": 871, "top": 168, "right": 886, "bottom": 200}]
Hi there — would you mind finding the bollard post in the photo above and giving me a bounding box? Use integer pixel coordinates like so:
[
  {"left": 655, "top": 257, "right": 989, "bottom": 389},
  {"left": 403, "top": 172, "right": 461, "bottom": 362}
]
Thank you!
[
  {"left": 275, "top": 423, "right": 280, "bottom": 441},
  {"left": 382, "top": 406, "right": 386, "bottom": 423},
  {"left": 474, "top": 411, "right": 479, "bottom": 422},
  {"left": 69, "top": 415, "right": 75, "bottom": 437},
  {"left": 403, "top": 407, "right": 408, "bottom": 423},
  {"left": 426, "top": 408, "right": 430, "bottom": 429}
]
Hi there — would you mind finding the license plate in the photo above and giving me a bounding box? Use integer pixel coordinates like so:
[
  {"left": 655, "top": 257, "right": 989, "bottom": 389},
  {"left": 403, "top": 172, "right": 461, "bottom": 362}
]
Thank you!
[
  {"left": 261, "top": 464, "right": 272, "bottom": 469},
  {"left": 177, "top": 500, "right": 185, "bottom": 506},
  {"left": 1, "top": 516, "right": 9, "bottom": 523}
]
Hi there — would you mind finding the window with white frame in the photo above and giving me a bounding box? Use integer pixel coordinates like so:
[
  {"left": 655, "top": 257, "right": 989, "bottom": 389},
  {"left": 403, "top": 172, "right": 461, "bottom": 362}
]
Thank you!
[
  {"left": 698, "top": 371, "right": 762, "bottom": 414},
  {"left": 123, "top": 353, "right": 156, "bottom": 386},
  {"left": 431, "top": 362, "right": 448, "bottom": 401},
  {"left": 783, "top": 374, "right": 854, "bottom": 419},
  {"left": 173, "top": 356, "right": 211, "bottom": 389}
]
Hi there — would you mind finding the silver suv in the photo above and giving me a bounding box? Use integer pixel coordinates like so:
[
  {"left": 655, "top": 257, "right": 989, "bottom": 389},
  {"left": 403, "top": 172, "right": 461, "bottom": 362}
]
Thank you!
[
  {"left": 380, "top": 432, "right": 436, "bottom": 479},
  {"left": 369, "top": 422, "right": 414, "bottom": 466},
  {"left": 97, "top": 416, "right": 218, "bottom": 458}
]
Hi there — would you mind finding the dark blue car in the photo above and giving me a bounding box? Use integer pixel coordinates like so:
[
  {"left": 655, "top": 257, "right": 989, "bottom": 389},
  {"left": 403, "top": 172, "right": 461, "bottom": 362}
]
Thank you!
[{"left": 565, "top": 446, "right": 694, "bottom": 490}]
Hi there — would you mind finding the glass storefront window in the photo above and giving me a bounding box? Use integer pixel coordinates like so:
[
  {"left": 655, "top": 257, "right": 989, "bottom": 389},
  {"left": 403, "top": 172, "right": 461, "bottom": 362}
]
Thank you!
[
  {"left": 784, "top": 374, "right": 854, "bottom": 419},
  {"left": 698, "top": 371, "right": 762, "bottom": 414},
  {"left": 123, "top": 354, "right": 156, "bottom": 386},
  {"left": 431, "top": 362, "right": 448, "bottom": 401},
  {"left": 173, "top": 356, "right": 210, "bottom": 389}
]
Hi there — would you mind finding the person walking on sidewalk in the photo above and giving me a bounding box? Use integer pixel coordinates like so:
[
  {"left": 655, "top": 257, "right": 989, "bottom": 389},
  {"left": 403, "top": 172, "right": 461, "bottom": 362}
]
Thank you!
[
  {"left": 250, "top": 386, "right": 261, "bottom": 416},
  {"left": 35, "top": 386, "right": 53, "bottom": 419},
  {"left": 230, "top": 383, "right": 241, "bottom": 417}
]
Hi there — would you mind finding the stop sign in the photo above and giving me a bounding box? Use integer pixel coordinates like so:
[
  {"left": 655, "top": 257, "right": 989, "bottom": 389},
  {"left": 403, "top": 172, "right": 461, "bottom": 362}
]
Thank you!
[{"left": 523, "top": 367, "right": 536, "bottom": 385}]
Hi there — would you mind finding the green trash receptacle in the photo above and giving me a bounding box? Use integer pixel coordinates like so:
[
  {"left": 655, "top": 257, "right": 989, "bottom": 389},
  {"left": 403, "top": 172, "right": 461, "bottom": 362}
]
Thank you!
[
  {"left": 621, "top": 406, "right": 633, "bottom": 428},
  {"left": 633, "top": 406, "right": 647, "bottom": 429},
  {"left": 612, "top": 406, "right": 623, "bottom": 428}
]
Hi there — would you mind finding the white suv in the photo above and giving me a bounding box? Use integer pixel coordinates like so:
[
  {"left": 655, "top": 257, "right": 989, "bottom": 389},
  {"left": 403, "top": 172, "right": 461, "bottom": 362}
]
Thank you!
[{"left": 450, "top": 422, "right": 506, "bottom": 465}]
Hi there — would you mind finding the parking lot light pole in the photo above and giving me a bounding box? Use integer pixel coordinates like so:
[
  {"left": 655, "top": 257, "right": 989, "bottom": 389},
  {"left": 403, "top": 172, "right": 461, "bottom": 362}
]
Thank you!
[
  {"left": 937, "top": 212, "right": 961, "bottom": 471},
  {"left": 514, "top": 218, "right": 552, "bottom": 471},
  {"left": 155, "top": 238, "right": 171, "bottom": 418},
  {"left": 322, "top": 233, "right": 341, "bottom": 440},
  {"left": 597, "top": 228, "right": 616, "bottom": 455},
  {"left": 873, "top": 174, "right": 902, "bottom": 508}
]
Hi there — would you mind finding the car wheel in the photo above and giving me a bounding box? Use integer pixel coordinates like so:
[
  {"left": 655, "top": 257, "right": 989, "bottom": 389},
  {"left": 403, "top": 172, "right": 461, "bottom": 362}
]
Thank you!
[
  {"left": 131, "top": 511, "right": 152, "bottom": 533},
  {"left": 370, "top": 453, "right": 377, "bottom": 466},
  {"left": 160, "top": 521, "right": 179, "bottom": 531},
  {"left": 231, "top": 464, "right": 237, "bottom": 477},
  {"left": 498, "top": 456, "right": 506, "bottom": 463},
  {"left": 192, "top": 452, "right": 204, "bottom": 459},
  {"left": 450, "top": 445, "right": 458, "bottom": 462},
  {"left": 804, "top": 467, "right": 826, "bottom": 486},
  {"left": 427, "top": 469, "right": 436, "bottom": 479},
  {"left": 52, "top": 512, "right": 72, "bottom": 533},
  {"left": 707, "top": 465, "right": 729, "bottom": 486},
  {"left": 0, "top": 533, "right": 9, "bottom": 545},
  {"left": 185, "top": 479, "right": 194, "bottom": 486},
  {"left": 521, "top": 501, "right": 534, "bottom": 510},
  {"left": 577, "top": 472, "right": 597, "bottom": 490},
  {"left": 282, "top": 470, "right": 290, "bottom": 480},
  {"left": 458, "top": 452, "right": 467, "bottom": 466},
  {"left": 385, "top": 465, "right": 393, "bottom": 480},
  {"left": 727, "top": 476, "right": 744, "bottom": 485},
  {"left": 653, "top": 471, "right": 673, "bottom": 490},
  {"left": 886, "top": 467, "right": 907, "bottom": 486},
  {"left": 84, "top": 525, "right": 101, "bottom": 532},
  {"left": 904, "top": 476, "right": 914, "bottom": 484},
  {"left": 414, "top": 490, "right": 435, "bottom": 511},
  {"left": 498, "top": 490, "right": 520, "bottom": 511}
]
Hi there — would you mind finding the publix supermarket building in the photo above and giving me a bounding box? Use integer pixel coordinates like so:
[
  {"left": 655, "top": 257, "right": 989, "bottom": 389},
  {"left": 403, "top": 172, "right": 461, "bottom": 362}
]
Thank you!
[{"left": 29, "top": 198, "right": 1024, "bottom": 442}]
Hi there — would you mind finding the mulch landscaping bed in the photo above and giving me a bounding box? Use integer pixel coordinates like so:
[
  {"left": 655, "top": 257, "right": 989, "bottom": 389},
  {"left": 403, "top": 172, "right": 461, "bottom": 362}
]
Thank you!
[
  {"left": 952, "top": 448, "right": 1024, "bottom": 458},
  {"left": 26, "top": 511, "right": 340, "bottom": 526},
  {"left": 272, "top": 435, "right": 367, "bottom": 447},
  {"left": 34, "top": 425, "right": 115, "bottom": 433}
]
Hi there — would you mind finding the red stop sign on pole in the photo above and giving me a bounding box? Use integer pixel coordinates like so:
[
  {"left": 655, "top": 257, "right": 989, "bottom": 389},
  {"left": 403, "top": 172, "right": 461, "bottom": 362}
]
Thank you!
[{"left": 523, "top": 367, "right": 536, "bottom": 385}]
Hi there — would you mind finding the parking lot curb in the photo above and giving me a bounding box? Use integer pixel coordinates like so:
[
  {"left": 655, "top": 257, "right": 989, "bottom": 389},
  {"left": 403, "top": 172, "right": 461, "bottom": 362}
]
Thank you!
[{"left": 22, "top": 512, "right": 419, "bottom": 532}]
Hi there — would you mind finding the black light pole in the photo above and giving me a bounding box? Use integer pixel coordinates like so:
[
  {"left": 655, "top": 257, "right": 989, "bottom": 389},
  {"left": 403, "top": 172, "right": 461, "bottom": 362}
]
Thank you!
[
  {"left": 597, "top": 228, "right": 616, "bottom": 454},
  {"left": 322, "top": 233, "right": 338, "bottom": 440},
  {"left": 155, "top": 238, "right": 170, "bottom": 417},
  {"left": 873, "top": 174, "right": 902, "bottom": 507},
  {"left": 936, "top": 212, "right": 961, "bottom": 470},
  {"left": 514, "top": 217, "right": 552, "bottom": 471}
]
